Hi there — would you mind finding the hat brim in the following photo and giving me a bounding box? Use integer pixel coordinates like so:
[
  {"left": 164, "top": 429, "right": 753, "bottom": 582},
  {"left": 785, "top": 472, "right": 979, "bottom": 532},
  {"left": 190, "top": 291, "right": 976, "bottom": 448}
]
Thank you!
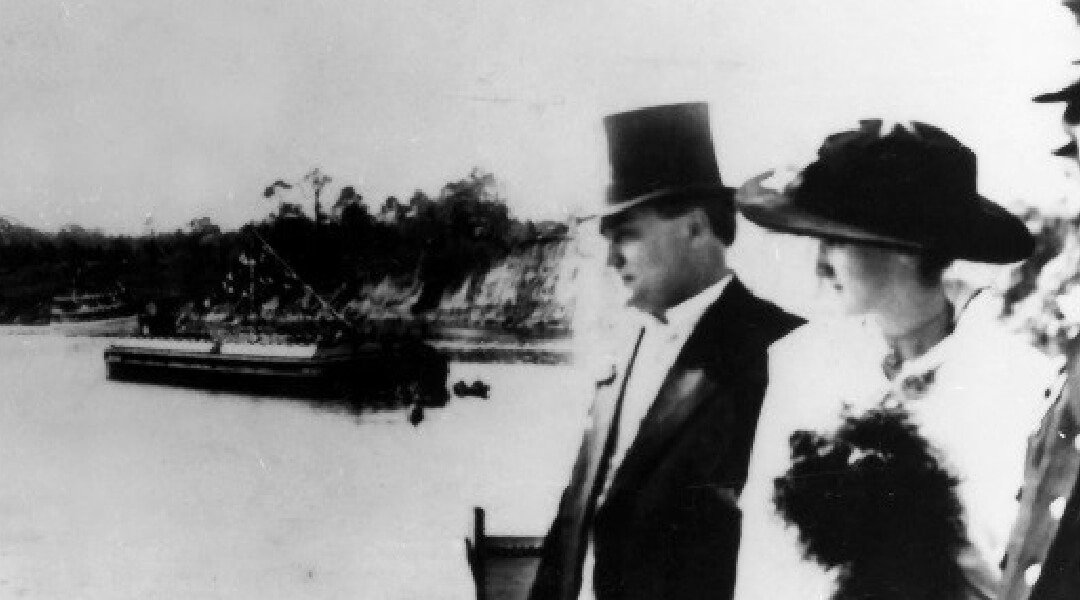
[
  {"left": 592, "top": 184, "right": 733, "bottom": 219},
  {"left": 1034, "top": 83, "right": 1080, "bottom": 103},
  {"left": 1054, "top": 140, "right": 1079, "bottom": 157},
  {"left": 1034, "top": 91, "right": 1070, "bottom": 103},
  {"left": 738, "top": 193, "right": 1033, "bottom": 264},
  {"left": 738, "top": 196, "right": 923, "bottom": 252}
]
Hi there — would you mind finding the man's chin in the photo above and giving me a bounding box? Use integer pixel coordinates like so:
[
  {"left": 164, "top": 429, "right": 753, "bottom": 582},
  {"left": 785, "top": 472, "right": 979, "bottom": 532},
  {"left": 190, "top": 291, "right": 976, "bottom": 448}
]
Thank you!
[
  {"left": 833, "top": 302, "right": 865, "bottom": 318},
  {"left": 626, "top": 297, "right": 663, "bottom": 318}
]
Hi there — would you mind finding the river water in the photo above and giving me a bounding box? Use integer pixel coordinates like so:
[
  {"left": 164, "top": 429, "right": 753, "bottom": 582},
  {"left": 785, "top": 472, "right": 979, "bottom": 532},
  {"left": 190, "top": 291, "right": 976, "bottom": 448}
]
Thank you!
[{"left": 0, "top": 334, "right": 589, "bottom": 599}]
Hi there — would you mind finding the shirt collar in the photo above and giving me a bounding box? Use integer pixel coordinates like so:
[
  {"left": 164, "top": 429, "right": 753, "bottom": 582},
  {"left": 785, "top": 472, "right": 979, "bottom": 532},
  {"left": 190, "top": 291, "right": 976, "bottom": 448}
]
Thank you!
[
  {"left": 881, "top": 289, "right": 989, "bottom": 383},
  {"left": 659, "top": 273, "right": 734, "bottom": 332}
]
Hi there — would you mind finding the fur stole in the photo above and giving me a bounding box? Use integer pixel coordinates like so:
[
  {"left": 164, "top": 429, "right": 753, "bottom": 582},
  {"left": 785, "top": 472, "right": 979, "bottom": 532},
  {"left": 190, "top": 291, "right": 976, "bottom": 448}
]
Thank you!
[{"left": 772, "top": 406, "right": 968, "bottom": 600}]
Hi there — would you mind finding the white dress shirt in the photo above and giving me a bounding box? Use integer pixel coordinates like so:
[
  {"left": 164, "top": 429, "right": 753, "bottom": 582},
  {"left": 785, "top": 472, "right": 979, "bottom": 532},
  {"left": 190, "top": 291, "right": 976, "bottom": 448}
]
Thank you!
[{"left": 580, "top": 273, "right": 733, "bottom": 600}]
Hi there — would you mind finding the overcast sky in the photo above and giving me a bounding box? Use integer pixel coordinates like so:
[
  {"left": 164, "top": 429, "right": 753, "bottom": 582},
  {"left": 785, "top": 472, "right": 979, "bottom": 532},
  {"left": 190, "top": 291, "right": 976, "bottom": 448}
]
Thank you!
[{"left": 1, "top": 0, "right": 1077, "bottom": 234}]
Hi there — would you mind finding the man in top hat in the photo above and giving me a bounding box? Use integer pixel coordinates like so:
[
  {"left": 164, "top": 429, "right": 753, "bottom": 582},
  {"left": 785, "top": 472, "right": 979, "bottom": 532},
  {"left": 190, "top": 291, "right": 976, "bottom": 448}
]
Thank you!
[{"left": 528, "top": 102, "right": 802, "bottom": 600}]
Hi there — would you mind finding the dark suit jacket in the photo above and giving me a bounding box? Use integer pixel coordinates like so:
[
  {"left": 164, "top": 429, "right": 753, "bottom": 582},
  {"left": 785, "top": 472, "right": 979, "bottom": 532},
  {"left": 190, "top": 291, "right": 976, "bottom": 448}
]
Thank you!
[{"left": 529, "top": 278, "right": 803, "bottom": 600}]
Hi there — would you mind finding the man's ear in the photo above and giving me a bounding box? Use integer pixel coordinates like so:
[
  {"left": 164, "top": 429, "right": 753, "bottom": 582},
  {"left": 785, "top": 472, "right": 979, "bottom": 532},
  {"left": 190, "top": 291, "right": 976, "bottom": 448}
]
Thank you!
[
  {"left": 893, "top": 251, "right": 921, "bottom": 274},
  {"left": 686, "top": 208, "right": 710, "bottom": 241}
]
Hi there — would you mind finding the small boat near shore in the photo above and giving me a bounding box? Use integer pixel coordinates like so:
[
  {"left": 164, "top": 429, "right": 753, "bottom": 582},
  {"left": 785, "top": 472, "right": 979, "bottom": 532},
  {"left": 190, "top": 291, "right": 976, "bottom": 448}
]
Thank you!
[
  {"left": 49, "top": 291, "right": 139, "bottom": 336},
  {"left": 0, "top": 314, "right": 139, "bottom": 337},
  {"left": 54, "top": 314, "right": 139, "bottom": 336},
  {"left": 51, "top": 291, "right": 135, "bottom": 322}
]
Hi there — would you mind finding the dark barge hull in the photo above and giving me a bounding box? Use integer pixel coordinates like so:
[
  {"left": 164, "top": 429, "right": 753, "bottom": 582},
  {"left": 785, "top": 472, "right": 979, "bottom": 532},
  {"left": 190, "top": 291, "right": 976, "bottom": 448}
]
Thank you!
[
  {"left": 104, "top": 344, "right": 372, "bottom": 398},
  {"left": 104, "top": 341, "right": 450, "bottom": 405}
]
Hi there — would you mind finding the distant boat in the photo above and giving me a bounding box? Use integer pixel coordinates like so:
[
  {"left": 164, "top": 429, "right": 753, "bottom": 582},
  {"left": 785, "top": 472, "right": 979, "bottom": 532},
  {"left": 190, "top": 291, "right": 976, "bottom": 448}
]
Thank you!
[
  {"left": 45, "top": 292, "right": 139, "bottom": 336},
  {"left": 50, "top": 291, "right": 135, "bottom": 323},
  {"left": 51, "top": 315, "right": 139, "bottom": 337}
]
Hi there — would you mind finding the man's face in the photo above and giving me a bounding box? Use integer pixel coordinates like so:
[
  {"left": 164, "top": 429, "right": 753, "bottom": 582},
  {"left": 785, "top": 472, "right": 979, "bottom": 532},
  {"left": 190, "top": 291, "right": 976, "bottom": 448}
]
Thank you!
[
  {"left": 815, "top": 239, "right": 900, "bottom": 315},
  {"left": 602, "top": 207, "right": 693, "bottom": 316}
]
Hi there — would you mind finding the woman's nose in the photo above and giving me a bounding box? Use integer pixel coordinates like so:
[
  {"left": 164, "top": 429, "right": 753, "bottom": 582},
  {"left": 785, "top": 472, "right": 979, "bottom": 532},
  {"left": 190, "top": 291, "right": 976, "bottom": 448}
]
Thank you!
[{"left": 606, "top": 244, "right": 625, "bottom": 270}]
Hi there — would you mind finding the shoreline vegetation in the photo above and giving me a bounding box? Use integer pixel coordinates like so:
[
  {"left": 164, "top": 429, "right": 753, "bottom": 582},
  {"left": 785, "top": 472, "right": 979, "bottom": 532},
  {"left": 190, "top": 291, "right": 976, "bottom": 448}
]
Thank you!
[{"left": 0, "top": 168, "right": 580, "bottom": 365}]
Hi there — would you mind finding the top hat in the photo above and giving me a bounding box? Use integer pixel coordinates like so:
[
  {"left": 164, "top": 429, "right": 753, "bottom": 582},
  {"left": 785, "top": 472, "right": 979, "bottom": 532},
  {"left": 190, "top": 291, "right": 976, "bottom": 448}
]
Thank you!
[
  {"left": 737, "top": 120, "right": 1034, "bottom": 264},
  {"left": 599, "top": 102, "right": 733, "bottom": 217}
]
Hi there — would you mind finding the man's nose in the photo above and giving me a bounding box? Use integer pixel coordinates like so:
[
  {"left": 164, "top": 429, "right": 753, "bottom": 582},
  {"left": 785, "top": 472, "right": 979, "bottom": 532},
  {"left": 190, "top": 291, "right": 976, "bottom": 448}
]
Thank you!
[
  {"left": 815, "top": 261, "right": 835, "bottom": 280},
  {"left": 815, "top": 245, "right": 834, "bottom": 279}
]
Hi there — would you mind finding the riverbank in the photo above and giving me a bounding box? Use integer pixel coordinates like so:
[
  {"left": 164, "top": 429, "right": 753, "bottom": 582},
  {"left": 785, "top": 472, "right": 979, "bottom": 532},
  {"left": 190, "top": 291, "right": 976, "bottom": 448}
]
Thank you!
[{"left": 0, "top": 334, "right": 588, "bottom": 599}]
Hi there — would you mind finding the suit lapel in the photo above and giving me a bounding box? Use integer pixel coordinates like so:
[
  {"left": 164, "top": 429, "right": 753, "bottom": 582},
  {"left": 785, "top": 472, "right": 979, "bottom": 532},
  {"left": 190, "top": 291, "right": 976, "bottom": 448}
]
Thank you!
[
  {"left": 604, "top": 279, "right": 758, "bottom": 502},
  {"left": 560, "top": 326, "right": 644, "bottom": 571},
  {"left": 576, "top": 333, "right": 638, "bottom": 511}
]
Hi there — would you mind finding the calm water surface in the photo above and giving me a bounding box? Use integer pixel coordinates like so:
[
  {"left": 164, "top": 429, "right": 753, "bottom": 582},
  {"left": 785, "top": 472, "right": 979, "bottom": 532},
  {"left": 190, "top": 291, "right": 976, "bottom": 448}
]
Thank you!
[{"left": 0, "top": 334, "right": 587, "bottom": 599}]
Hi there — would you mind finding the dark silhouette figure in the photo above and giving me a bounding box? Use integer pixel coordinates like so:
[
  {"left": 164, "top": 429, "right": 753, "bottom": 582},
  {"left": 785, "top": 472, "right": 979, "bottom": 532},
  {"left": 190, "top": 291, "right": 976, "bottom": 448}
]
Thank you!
[{"left": 409, "top": 404, "right": 424, "bottom": 427}]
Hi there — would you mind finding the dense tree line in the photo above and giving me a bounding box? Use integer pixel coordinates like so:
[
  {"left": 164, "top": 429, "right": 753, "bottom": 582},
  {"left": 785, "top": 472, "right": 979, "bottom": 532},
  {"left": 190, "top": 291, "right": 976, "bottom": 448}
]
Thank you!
[
  {"left": 1001, "top": 205, "right": 1080, "bottom": 357},
  {"left": 0, "top": 168, "right": 567, "bottom": 323}
]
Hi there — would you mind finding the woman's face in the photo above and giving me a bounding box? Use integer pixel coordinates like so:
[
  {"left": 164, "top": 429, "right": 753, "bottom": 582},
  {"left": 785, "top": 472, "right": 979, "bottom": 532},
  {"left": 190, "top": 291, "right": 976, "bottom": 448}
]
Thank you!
[{"left": 815, "top": 239, "right": 905, "bottom": 315}]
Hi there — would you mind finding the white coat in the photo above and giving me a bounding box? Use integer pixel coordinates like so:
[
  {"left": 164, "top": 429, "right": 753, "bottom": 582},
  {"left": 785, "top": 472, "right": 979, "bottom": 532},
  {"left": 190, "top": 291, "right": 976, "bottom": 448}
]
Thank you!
[{"left": 735, "top": 292, "right": 1059, "bottom": 600}]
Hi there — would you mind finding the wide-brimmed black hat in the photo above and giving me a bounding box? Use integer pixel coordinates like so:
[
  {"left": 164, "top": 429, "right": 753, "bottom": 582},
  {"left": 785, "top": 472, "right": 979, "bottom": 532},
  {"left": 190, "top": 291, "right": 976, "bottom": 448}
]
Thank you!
[
  {"left": 599, "top": 102, "right": 733, "bottom": 217},
  {"left": 737, "top": 120, "right": 1034, "bottom": 264}
]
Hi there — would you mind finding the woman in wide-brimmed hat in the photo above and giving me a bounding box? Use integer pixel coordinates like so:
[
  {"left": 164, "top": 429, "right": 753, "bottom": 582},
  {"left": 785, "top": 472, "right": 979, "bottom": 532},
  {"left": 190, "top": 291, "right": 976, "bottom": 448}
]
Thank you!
[{"left": 732, "top": 120, "right": 1060, "bottom": 600}]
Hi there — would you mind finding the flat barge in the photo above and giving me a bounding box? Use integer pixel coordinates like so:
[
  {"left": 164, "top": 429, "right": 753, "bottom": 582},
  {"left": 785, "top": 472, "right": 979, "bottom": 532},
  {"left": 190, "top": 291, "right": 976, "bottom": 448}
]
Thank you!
[{"left": 104, "top": 337, "right": 448, "bottom": 403}]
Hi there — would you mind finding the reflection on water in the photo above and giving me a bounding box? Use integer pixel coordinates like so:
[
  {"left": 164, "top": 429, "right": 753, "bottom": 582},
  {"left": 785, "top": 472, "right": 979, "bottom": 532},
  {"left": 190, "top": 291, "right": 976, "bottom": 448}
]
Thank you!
[{"left": 0, "top": 334, "right": 587, "bottom": 599}]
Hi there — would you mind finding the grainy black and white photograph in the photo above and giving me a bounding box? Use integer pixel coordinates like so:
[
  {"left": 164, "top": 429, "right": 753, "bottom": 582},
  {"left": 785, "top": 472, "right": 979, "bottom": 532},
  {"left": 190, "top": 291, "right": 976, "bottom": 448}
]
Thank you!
[{"left": 2, "top": 1, "right": 1080, "bottom": 599}]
